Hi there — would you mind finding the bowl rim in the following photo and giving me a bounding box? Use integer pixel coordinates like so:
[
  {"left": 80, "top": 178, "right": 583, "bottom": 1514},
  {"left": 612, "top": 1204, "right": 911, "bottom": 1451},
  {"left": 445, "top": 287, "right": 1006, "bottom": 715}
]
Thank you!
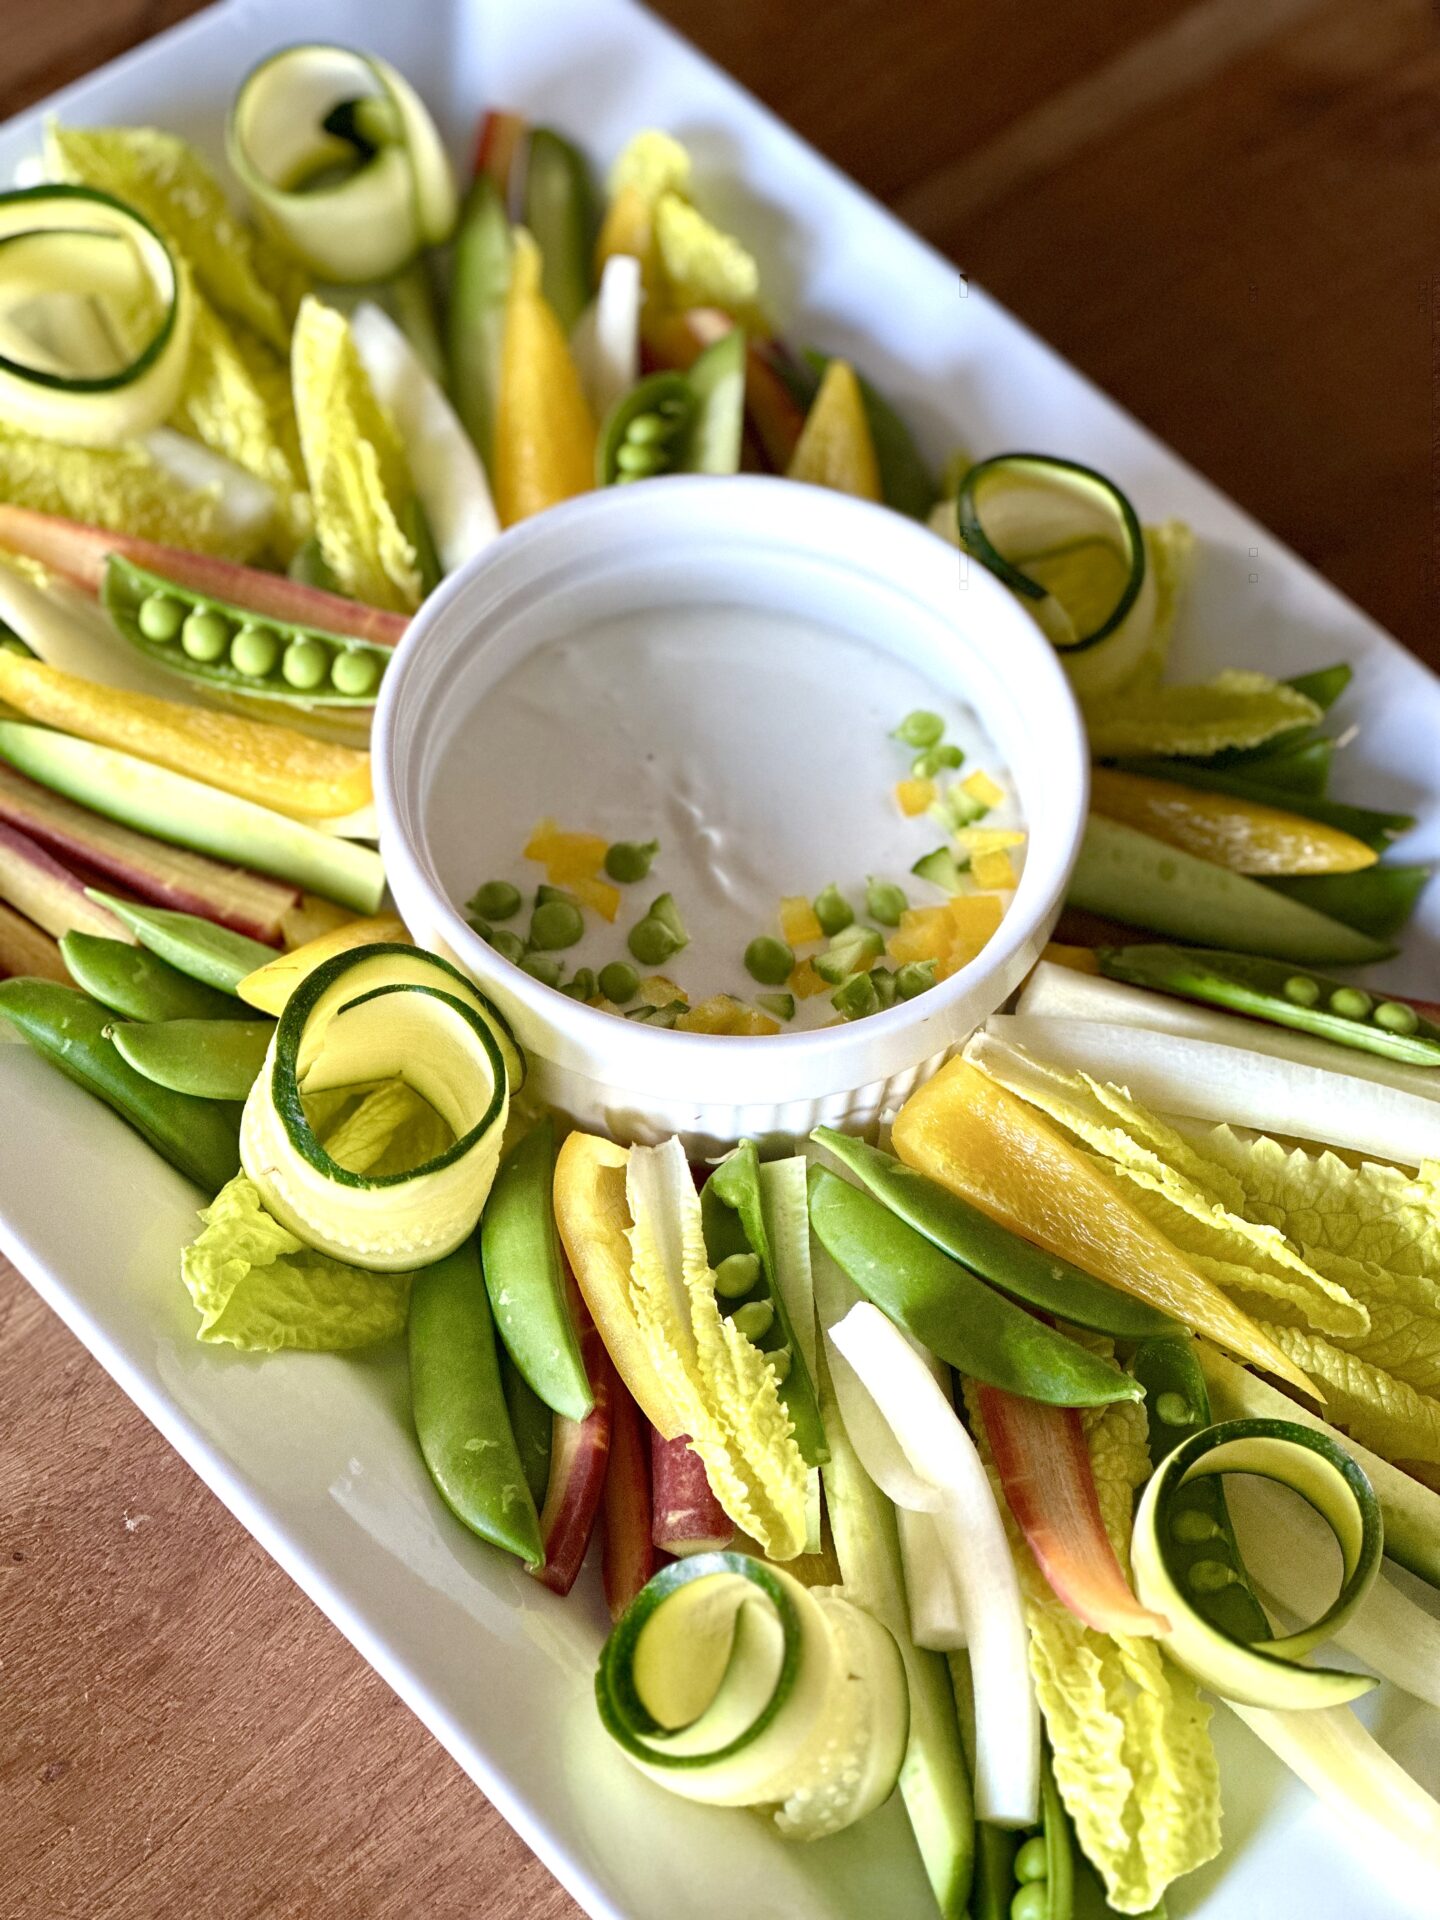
[{"left": 374, "top": 474, "right": 1090, "bottom": 1085}]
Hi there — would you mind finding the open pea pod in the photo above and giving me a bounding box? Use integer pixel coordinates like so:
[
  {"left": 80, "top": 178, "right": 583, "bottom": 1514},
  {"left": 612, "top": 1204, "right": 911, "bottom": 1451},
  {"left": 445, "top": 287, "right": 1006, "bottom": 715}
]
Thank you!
[
  {"left": 597, "top": 329, "right": 746, "bottom": 486},
  {"left": 102, "top": 556, "right": 392, "bottom": 708}
]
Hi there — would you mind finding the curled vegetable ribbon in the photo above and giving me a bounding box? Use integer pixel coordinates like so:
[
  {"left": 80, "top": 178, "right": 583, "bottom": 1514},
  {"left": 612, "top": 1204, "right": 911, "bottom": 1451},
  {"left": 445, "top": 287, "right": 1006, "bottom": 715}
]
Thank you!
[
  {"left": 595, "top": 1551, "right": 908, "bottom": 1839},
  {"left": 0, "top": 185, "right": 193, "bottom": 446},
  {"left": 228, "top": 45, "right": 458, "bottom": 283},
  {"left": 1131, "top": 1416, "right": 1383, "bottom": 1711},
  {"left": 239, "top": 943, "right": 521, "bottom": 1272}
]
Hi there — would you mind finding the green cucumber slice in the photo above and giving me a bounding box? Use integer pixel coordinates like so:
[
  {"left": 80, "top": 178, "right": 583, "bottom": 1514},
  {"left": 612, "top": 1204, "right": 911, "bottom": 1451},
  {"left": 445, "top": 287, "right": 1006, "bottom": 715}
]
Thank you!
[
  {"left": 1131, "top": 1415, "right": 1383, "bottom": 1710},
  {"left": 0, "top": 721, "right": 384, "bottom": 913},
  {"left": 1069, "top": 815, "right": 1390, "bottom": 964},
  {"left": 240, "top": 943, "right": 517, "bottom": 1272}
]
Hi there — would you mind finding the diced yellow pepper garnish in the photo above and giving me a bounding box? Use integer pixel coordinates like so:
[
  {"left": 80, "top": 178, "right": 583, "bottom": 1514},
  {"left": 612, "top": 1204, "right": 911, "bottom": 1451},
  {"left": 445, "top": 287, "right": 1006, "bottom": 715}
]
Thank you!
[
  {"left": 887, "top": 906, "right": 953, "bottom": 967},
  {"left": 780, "top": 896, "right": 824, "bottom": 946},
  {"left": 971, "top": 848, "right": 1018, "bottom": 891},
  {"left": 961, "top": 769, "right": 1006, "bottom": 810},
  {"left": 678, "top": 993, "right": 743, "bottom": 1033},
  {"left": 640, "top": 975, "right": 688, "bottom": 1007},
  {"left": 896, "top": 777, "right": 936, "bottom": 817},
  {"left": 1041, "top": 942, "right": 1101, "bottom": 975},
  {"left": 937, "top": 893, "right": 1005, "bottom": 976},
  {"left": 729, "top": 1008, "right": 782, "bottom": 1036},
  {"left": 789, "top": 958, "right": 828, "bottom": 999},
  {"left": 954, "top": 827, "right": 1027, "bottom": 856},
  {"left": 524, "top": 818, "right": 563, "bottom": 861},
  {"left": 546, "top": 834, "right": 609, "bottom": 882},
  {"left": 572, "top": 874, "right": 621, "bottom": 922}
]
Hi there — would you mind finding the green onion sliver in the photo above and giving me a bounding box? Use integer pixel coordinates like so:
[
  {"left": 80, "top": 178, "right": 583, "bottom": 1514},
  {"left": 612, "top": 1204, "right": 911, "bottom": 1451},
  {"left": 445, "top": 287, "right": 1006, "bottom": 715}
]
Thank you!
[
  {"left": 1130, "top": 1416, "right": 1383, "bottom": 1711},
  {"left": 0, "top": 186, "right": 192, "bottom": 446},
  {"left": 239, "top": 942, "right": 523, "bottom": 1272},
  {"left": 228, "top": 45, "right": 458, "bottom": 283},
  {"left": 594, "top": 1550, "right": 909, "bottom": 1838}
]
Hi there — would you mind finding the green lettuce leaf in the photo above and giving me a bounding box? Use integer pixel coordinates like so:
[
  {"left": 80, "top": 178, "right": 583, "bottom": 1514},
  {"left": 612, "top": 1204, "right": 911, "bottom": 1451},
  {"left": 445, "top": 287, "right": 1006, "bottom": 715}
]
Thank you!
[
  {"left": 1083, "top": 668, "right": 1321, "bottom": 759},
  {"left": 625, "top": 1136, "right": 808, "bottom": 1559},
  {"left": 291, "top": 297, "right": 421, "bottom": 612},
  {"left": 0, "top": 425, "right": 258, "bottom": 558},
  {"left": 44, "top": 121, "right": 302, "bottom": 349},
  {"left": 181, "top": 1172, "right": 409, "bottom": 1351},
  {"left": 967, "top": 1364, "right": 1221, "bottom": 1912}
]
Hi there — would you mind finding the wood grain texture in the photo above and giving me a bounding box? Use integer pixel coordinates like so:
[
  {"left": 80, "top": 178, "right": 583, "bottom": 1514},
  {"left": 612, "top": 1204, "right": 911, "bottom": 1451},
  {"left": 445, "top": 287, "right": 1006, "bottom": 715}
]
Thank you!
[{"left": 2, "top": 0, "right": 1437, "bottom": 1915}]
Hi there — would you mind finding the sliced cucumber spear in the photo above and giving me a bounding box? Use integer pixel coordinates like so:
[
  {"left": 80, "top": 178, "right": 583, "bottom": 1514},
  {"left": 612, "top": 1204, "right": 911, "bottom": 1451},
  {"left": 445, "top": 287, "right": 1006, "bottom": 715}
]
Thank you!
[
  {"left": 1098, "top": 945, "right": 1440, "bottom": 1067},
  {"left": 1069, "top": 816, "right": 1390, "bottom": 965}
]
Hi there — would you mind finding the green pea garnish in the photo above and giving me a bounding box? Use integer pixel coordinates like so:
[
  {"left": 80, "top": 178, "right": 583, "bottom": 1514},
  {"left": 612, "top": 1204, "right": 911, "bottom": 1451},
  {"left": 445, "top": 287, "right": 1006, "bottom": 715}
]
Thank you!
[
  {"left": 812, "top": 883, "right": 854, "bottom": 937},
  {"left": 744, "top": 935, "right": 794, "bottom": 985},
  {"left": 486, "top": 928, "right": 527, "bottom": 964},
  {"left": 531, "top": 899, "right": 585, "bottom": 950},
  {"left": 891, "top": 709, "right": 944, "bottom": 749},
  {"left": 911, "top": 743, "right": 965, "bottom": 779},
  {"left": 628, "top": 916, "right": 683, "bottom": 966},
  {"left": 1375, "top": 999, "right": 1419, "bottom": 1034},
  {"left": 230, "top": 624, "right": 280, "bottom": 679},
  {"left": 470, "top": 880, "right": 522, "bottom": 921},
  {"left": 598, "top": 961, "right": 640, "bottom": 1004},
  {"left": 331, "top": 648, "right": 381, "bottom": 697},
  {"left": 604, "top": 838, "right": 659, "bottom": 883},
  {"left": 282, "top": 636, "right": 329, "bottom": 690},
  {"left": 521, "top": 952, "right": 565, "bottom": 986}
]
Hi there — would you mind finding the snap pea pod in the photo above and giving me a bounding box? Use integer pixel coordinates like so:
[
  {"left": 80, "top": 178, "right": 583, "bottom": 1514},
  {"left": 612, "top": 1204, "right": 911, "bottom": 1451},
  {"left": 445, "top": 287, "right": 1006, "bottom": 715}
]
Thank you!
[
  {"left": 0, "top": 978, "right": 240, "bottom": 1192},
  {"left": 86, "top": 892, "right": 275, "bottom": 994},
  {"left": 408, "top": 1238, "right": 544, "bottom": 1567},
  {"left": 480, "top": 1116, "right": 593, "bottom": 1422},
  {"left": 807, "top": 1166, "right": 1140, "bottom": 1407},
  {"left": 111, "top": 1017, "right": 273, "bottom": 1099},
  {"left": 502, "top": 1348, "right": 555, "bottom": 1511},
  {"left": 1097, "top": 944, "right": 1440, "bottom": 1067},
  {"left": 524, "top": 127, "right": 595, "bottom": 334},
  {"left": 703, "top": 1140, "right": 828, "bottom": 1465},
  {"left": 597, "top": 330, "right": 746, "bottom": 486},
  {"left": 1203, "top": 734, "right": 1332, "bottom": 790},
  {"left": 102, "top": 556, "right": 391, "bottom": 706},
  {"left": 447, "top": 172, "right": 511, "bottom": 471},
  {"left": 1130, "top": 1336, "right": 1270, "bottom": 1644},
  {"left": 812, "top": 1129, "right": 1177, "bottom": 1339},
  {"left": 60, "top": 931, "right": 252, "bottom": 1022},
  {"left": 1264, "top": 864, "right": 1430, "bottom": 941}
]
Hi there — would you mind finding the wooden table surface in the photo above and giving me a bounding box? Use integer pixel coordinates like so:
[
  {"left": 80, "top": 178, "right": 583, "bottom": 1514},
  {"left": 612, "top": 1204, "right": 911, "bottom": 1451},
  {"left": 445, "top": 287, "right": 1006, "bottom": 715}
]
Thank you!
[{"left": 3, "top": 1, "right": 1437, "bottom": 1915}]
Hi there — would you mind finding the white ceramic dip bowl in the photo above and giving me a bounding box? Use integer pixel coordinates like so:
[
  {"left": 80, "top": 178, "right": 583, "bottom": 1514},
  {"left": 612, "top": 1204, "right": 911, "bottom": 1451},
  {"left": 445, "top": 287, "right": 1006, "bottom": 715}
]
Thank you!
[{"left": 375, "top": 475, "right": 1088, "bottom": 1148}]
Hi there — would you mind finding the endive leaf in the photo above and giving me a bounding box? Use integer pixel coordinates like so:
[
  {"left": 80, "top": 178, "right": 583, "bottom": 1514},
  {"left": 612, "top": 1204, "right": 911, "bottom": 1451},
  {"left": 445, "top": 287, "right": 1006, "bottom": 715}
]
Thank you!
[{"left": 1083, "top": 668, "right": 1321, "bottom": 759}]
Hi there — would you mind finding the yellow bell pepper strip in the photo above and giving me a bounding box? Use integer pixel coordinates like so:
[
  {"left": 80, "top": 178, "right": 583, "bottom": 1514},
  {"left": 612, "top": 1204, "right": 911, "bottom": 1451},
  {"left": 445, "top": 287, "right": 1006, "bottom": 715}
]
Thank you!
[
  {"left": 236, "top": 913, "right": 410, "bottom": 1015},
  {"left": 0, "top": 651, "right": 372, "bottom": 822},
  {"left": 553, "top": 1131, "right": 683, "bottom": 1439},
  {"left": 787, "top": 358, "right": 882, "bottom": 500},
  {"left": 891, "top": 1056, "right": 1319, "bottom": 1397},
  {"left": 1090, "top": 766, "right": 1377, "bottom": 876},
  {"left": 493, "top": 230, "right": 596, "bottom": 527}
]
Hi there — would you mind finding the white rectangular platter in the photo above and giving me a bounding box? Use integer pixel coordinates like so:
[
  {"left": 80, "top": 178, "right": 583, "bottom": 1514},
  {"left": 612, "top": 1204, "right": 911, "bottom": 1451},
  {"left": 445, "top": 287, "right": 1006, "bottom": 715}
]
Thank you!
[{"left": 1, "top": 2, "right": 1437, "bottom": 1915}]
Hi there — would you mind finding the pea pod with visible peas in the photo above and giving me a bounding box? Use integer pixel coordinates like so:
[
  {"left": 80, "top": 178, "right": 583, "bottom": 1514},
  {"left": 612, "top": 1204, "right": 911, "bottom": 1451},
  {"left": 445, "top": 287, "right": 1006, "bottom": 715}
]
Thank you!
[
  {"left": 0, "top": 978, "right": 240, "bottom": 1192},
  {"left": 480, "top": 1116, "right": 594, "bottom": 1422},
  {"left": 102, "top": 556, "right": 392, "bottom": 707},
  {"left": 60, "top": 931, "right": 253, "bottom": 1023},
  {"left": 408, "top": 1238, "right": 544, "bottom": 1567},
  {"left": 597, "top": 330, "right": 747, "bottom": 486},
  {"left": 111, "top": 1017, "right": 274, "bottom": 1100},
  {"left": 812, "top": 1129, "right": 1177, "bottom": 1340},
  {"left": 807, "top": 1165, "right": 1139, "bottom": 1407}
]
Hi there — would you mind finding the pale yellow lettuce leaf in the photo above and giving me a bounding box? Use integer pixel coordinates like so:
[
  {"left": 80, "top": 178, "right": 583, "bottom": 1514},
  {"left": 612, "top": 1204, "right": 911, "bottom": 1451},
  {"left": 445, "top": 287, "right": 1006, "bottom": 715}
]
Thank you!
[
  {"left": 181, "top": 1172, "right": 409, "bottom": 1351},
  {"left": 1083, "top": 668, "right": 1321, "bottom": 759},
  {"left": 1112, "top": 517, "right": 1195, "bottom": 697},
  {"left": 43, "top": 121, "right": 302, "bottom": 349},
  {"left": 653, "top": 193, "right": 762, "bottom": 320},
  {"left": 625, "top": 1138, "right": 807, "bottom": 1558},
  {"left": 319, "top": 1079, "right": 452, "bottom": 1178},
  {"left": 291, "top": 298, "right": 421, "bottom": 612},
  {"left": 967, "top": 1367, "right": 1221, "bottom": 1913},
  {"left": 0, "top": 425, "right": 255, "bottom": 557},
  {"left": 173, "top": 296, "right": 310, "bottom": 558},
  {"left": 608, "top": 130, "right": 692, "bottom": 203},
  {"left": 1263, "top": 1325, "right": 1440, "bottom": 1466},
  {"left": 969, "top": 1034, "right": 1367, "bottom": 1337}
]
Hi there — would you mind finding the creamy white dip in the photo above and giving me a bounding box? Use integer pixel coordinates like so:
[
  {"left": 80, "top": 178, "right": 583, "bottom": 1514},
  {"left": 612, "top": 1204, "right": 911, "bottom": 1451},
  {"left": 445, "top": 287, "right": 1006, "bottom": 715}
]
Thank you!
[{"left": 434, "top": 602, "right": 1023, "bottom": 1028}]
